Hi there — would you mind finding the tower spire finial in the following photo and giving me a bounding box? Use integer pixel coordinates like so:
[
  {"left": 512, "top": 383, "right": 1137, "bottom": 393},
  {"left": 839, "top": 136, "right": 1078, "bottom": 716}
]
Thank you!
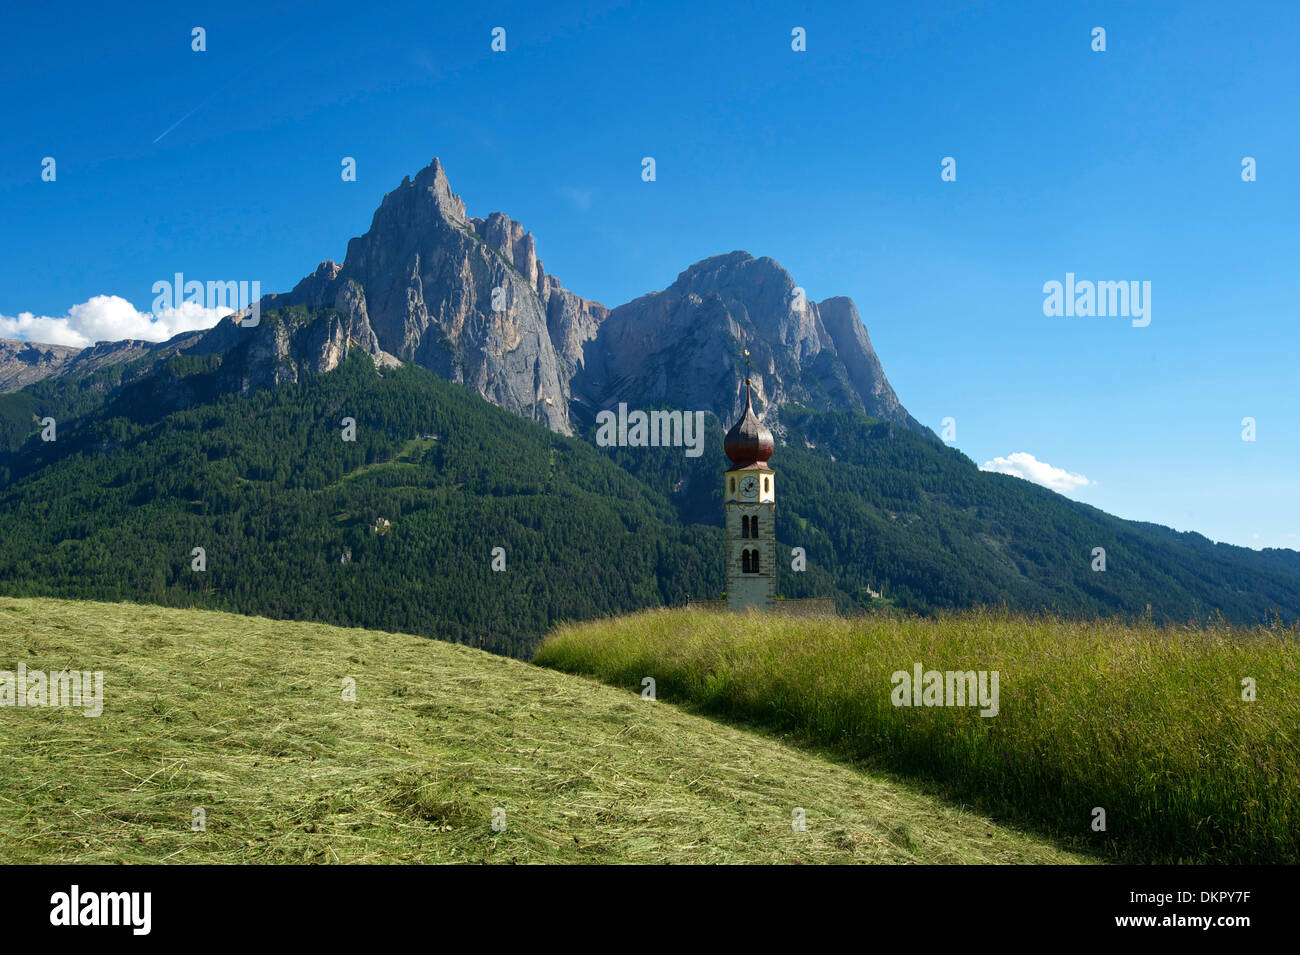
[{"left": 724, "top": 371, "right": 774, "bottom": 470}]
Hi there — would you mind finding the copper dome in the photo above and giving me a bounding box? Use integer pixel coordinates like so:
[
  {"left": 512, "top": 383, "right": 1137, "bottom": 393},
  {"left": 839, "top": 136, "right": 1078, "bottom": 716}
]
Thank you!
[{"left": 724, "top": 379, "right": 774, "bottom": 470}]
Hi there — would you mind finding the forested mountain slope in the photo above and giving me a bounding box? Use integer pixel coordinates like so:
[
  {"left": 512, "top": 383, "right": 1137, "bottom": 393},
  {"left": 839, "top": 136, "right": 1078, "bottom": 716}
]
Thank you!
[{"left": 0, "top": 313, "right": 1295, "bottom": 656}]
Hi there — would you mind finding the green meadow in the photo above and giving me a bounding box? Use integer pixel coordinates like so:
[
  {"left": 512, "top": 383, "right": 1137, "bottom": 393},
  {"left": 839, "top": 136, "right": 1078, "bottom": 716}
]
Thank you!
[
  {"left": 0, "top": 597, "right": 1080, "bottom": 864},
  {"left": 535, "top": 608, "right": 1300, "bottom": 864}
]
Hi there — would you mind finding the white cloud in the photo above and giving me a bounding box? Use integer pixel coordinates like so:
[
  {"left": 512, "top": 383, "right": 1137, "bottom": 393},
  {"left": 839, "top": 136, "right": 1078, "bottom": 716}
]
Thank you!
[
  {"left": 0, "top": 295, "right": 229, "bottom": 349},
  {"left": 980, "top": 451, "right": 1093, "bottom": 494}
]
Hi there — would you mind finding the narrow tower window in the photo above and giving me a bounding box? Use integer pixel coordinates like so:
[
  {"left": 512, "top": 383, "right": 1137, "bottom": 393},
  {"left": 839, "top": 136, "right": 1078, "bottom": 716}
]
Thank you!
[
  {"left": 751, "top": 549, "right": 761, "bottom": 573},
  {"left": 741, "top": 550, "right": 752, "bottom": 573}
]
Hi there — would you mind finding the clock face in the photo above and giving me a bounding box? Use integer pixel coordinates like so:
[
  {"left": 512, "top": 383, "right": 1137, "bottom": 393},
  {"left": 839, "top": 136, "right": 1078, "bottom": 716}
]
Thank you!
[{"left": 738, "top": 474, "right": 759, "bottom": 500}]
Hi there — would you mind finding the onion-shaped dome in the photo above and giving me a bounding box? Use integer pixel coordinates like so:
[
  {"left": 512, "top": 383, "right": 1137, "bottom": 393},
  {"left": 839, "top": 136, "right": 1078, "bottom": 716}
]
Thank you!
[{"left": 724, "top": 379, "right": 774, "bottom": 469}]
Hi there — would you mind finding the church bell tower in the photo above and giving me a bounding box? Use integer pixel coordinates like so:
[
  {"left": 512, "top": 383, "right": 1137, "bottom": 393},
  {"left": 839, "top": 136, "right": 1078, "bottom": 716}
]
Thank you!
[{"left": 724, "top": 377, "right": 776, "bottom": 611}]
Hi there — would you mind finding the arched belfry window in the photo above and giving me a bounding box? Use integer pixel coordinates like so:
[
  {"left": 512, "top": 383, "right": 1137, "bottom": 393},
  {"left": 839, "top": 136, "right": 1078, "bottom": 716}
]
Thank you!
[
  {"left": 764, "top": 477, "right": 770, "bottom": 493},
  {"left": 752, "top": 515, "right": 759, "bottom": 536},
  {"left": 730, "top": 477, "right": 735, "bottom": 493},
  {"left": 741, "top": 550, "right": 752, "bottom": 573},
  {"left": 751, "top": 549, "right": 761, "bottom": 573}
]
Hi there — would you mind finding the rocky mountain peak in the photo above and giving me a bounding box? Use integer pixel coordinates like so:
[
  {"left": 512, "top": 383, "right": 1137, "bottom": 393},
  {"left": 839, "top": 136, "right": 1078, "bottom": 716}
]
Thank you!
[
  {"left": 471, "top": 211, "right": 542, "bottom": 291},
  {"left": 216, "top": 158, "right": 610, "bottom": 434},
  {"left": 666, "top": 251, "right": 827, "bottom": 362},
  {"left": 406, "top": 156, "right": 469, "bottom": 223},
  {"left": 574, "top": 246, "right": 926, "bottom": 438}
]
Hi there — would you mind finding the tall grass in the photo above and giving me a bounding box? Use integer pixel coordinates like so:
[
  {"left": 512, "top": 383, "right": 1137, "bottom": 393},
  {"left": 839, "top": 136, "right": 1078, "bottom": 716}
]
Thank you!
[{"left": 534, "top": 608, "right": 1300, "bottom": 863}]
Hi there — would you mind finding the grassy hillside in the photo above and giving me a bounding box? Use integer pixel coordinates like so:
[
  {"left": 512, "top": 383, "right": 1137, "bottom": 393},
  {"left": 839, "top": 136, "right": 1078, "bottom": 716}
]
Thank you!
[
  {"left": 535, "top": 608, "right": 1300, "bottom": 864},
  {"left": 0, "top": 597, "right": 1083, "bottom": 864}
]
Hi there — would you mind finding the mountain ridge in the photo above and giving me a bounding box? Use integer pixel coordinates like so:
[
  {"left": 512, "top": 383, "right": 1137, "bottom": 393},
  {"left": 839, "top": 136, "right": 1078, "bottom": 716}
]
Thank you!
[{"left": 1, "top": 157, "right": 926, "bottom": 440}]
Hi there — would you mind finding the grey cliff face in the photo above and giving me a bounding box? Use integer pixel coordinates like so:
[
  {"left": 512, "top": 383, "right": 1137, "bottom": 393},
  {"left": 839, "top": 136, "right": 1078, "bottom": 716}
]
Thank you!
[
  {"left": 817, "top": 296, "right": 927, "bottom": 433},
  {"left": 191, "top": 263, "right": 397, "bottom": 394},
  {"left": 282, "top": 160, "right": 586, "bottom": 433},
  {"left": 0, "top": 336, "right": 201, "bottom": 394},
  {"left": 0, "top": 339, "right": 80, "bottom": 391},
  {"left": 466, "top": 211, "right": 608, "bottom": 387},
  {"left": 185, "top": 160, "right": 606, "bottom": 433},
  {"left": 575, "top": 251, "right": 925, "bottom": 436},
  {"left": 223, "top": 159, "right": 601, "bottom": 433}
]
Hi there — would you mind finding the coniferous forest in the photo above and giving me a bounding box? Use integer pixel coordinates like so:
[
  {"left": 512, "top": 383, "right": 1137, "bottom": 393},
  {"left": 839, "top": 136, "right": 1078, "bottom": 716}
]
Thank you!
[{"left": 1, "top": 337, "right": 1297, "bottom": 659}]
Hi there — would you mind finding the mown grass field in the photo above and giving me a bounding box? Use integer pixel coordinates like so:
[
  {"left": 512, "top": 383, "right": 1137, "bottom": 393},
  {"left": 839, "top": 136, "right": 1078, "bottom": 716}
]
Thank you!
[
  {"left": 534, "top": 608, "right": 1300, "bottom": 864},
  {"left": 0, "top": 597, "right": 1082, "bottom": 864}
]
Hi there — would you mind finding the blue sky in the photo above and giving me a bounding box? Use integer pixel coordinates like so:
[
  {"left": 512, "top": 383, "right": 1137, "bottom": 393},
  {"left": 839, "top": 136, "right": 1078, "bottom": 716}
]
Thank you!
[{"left": 1, "top": 0, "right": 1296, "bottom": 549}]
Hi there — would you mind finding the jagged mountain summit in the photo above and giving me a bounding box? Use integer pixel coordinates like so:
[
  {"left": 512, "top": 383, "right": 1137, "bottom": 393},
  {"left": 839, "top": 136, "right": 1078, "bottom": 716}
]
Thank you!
[
  {"left": 572, "top": 250, "right": 926, "bottom": 434},
  {"left": 1, "top": 158, "right": 925, "bottom": 438},
  {"left": 205, "top": 158, "right": 597, "bottom": 433}
]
